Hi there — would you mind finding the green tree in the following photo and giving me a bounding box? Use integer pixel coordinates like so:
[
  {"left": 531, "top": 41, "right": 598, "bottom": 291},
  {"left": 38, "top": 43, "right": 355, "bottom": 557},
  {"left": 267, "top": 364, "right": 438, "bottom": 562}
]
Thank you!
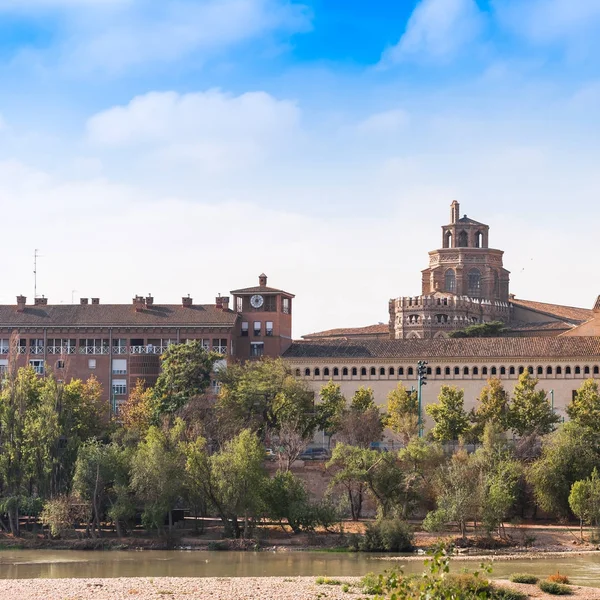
[
  {"left": 426, "top": 386, "right": 470, "bottom": 443},
  {"left": 350, "top": 386, "right": 376, "bottom": 412},
  {"left": 153, "top": 341, "right": 218, "bottom": 417},
  {"left": 449, "top": 321, "right": 507, "bottom": 338},
  {"left": 261, "top": 470, "right": 311, "bottom": 533},
  {"left": 386, "top": 384, "right": 419, "bottom": 445},
  {"left": 120, "top": 378, "right": 155, "bottom": 435},
  {"left": 529, "top": 422, "right": 600, "bottom": 517},
  {"left": 471, "top": 378, "right": 510, "bottom": 440},
  {"left": 338, "top": 405, "right": 383, "bottom": 448},
  {"left": 569, "top": 468, "right": 600, "bottom": 541},
  {"left": 315, "top": 381, "right": 346, "bottom": 441},
  {"left": 327, "top": 443, "right": 369, "bottom": 521},
  {"left": 567, "top": 379, "right": 600, "bottom": 429},
  {"left": 508, "top": 372, "right": 559, "bottom": 437}
]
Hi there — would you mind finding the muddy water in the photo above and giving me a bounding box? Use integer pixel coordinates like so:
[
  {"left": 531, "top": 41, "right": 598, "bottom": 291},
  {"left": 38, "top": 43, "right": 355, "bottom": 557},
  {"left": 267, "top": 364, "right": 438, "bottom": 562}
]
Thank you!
[{"left": 0, "top": 550, "right": 599, "bottom": 586}]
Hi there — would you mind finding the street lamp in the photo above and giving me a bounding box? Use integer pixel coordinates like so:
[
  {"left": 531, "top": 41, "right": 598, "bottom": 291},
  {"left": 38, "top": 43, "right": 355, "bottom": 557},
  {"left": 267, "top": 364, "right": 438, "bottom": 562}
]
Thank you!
[{"left": 417, "top": 361, "right": 428, "bottom": 438}]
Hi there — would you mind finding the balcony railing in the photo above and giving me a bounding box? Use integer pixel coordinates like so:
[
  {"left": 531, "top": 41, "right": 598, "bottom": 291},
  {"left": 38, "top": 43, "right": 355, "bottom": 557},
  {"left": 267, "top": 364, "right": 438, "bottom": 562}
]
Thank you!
[
  {"left": 0, "top": 347, "right": 9, "bottom": 355},
  {"left": 79, "top": 347, "right": 110, "bottom": 355},
  {"left": 129, "top": 345, "right": 169, "bottom": 355},
  {"left": 47, "top": 346, "right": 76, "bottom": 355},
  {"left": 112, "top": 346, "right": 128, "bottom": 355},
  {"left": 212, "top": 345, "right": 228, "bottom": 355},
  {"left": 29, "top": 346, "right": 45, "bottom": 355}
]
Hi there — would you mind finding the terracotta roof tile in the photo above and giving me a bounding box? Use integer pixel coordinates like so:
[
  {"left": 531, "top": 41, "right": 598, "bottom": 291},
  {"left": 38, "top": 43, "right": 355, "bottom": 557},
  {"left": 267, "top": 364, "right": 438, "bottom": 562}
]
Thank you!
[
  {"left": 509, "top": 321, "right": 574, "bottom": 332},
  {"left": 283, "top": 336, "right": 600, "bottom": 360},
  {"left": 302, "top": 323, "right": 389, "bottom": 339},
  {"left": 229, "top": 285, "right": 294, "bottom": 297},
  {"left": 0, "top": 304, "right": 238, "bottom": 328},
  {"left": 511, "top": 298, "right": 592, "bottom": 324}
]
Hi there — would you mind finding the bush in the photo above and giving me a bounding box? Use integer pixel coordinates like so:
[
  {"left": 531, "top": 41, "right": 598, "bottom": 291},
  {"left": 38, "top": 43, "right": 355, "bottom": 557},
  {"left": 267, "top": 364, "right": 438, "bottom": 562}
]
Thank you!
[
  {"left": 315, "top": 577, "right": 342, "bottom": 586},
  {"left": 548, "top": 572, "right": 570, "bottom": 585},
  {"left": 538, "top": 580, "right": 572, "bottom": 595},
  {"left": 444, "top": 573, "right": 493, "bottom": 596},
  {"left": 359, "top": 519, "right": 414, "bottom": 552},
  {"left": 360, "top": 572, "right": 383, "bottom": 595},
  {"left": 509, "top": 573, "right": 539, "bottom": 584},
  {"left": 492, "top": 588, "right": 527, "bottom": 600}
]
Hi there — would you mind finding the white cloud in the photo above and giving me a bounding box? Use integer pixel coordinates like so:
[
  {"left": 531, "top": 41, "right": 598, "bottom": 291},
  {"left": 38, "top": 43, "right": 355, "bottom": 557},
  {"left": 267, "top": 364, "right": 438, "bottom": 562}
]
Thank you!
[
  {"left": 381, "top": 0, "right": 484, "bottom": 65},
  {"left": 357, "top": 109, "right": 410, "bottom": 134}
]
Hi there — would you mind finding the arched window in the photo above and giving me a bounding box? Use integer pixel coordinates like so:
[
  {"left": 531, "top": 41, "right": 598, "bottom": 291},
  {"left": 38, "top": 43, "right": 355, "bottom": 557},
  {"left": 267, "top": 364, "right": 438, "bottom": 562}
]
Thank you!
[
  {"left": 427, "top": 367, "right": 432, "bottom": 375},
  {"left": 464, "top": 367, "right": 470, "bottom": 375},
  {"left": 399, "top": 367, "right": 404, "bottom": 376},
  {"left": 458, "top": 230, "right": 468, "bottom": 247},
  {"left": 305, "top": 368, "right": 311, "bottom": 376},
  {"left": 537, "top": 366, "right": 543, "bottom": 375},
  {"left": 585, "top": 366, "right": 591, "bottom": 375},
  {"left": 380, "top": 367, "right": 386, "bottom": 376},
  {"left": 509, "top": 367, "right": 516, "bottom": 375},
  {"left": 528, "top": 366, "right": 534, "bottom": 374},
  {"left": 295, "top": 369, "right": 301, "bottom": 377},
  {"left": 361, "top": 367, "right": 367, "bottom": 376},
  {"left": 519, "top": 366, "right": 525, "bottom": 375},
  {"left": 475, "top": 231, "right": 484, "bottom": 248},
  {"left": 575, "top": 366, "right": 581, "bottom": 375},
  {"left": 491, "top": 366, "right": 497, "bottom": 375},
  {"left": 500, "top": 367, "right": 506, "bottom": 375},
  {"left": 468, "top": 269, "right": 482, "bottom": 297},
  {"left": 436, "top": 367, "right": 442, "bottom": 375},
  {"left": 566, "top": 366, "right": 572, "bottom": 375},
  {"left": 546, "top": 366, "right": 553, "bottom": 375},
  {"left": 594, "top": 366, "right": 599, "bottom": 375},
  {"left": 315, "top": 368, "right": 320, "bottom": 376},
  {"left": 482, "top": 367, "right": 488, "bottom": 376},
  {"left": 324, "top": 367, "right": 330, "bottom": 376},
  {"left": 389, "top": 367, "right": 394, "bottom": 376},
  {"left": 342, "top": 367, "right": 348, "bottom": 376},
  {"left": 333, "top": 367, "right": 339, "bottom": 376},
  {"left": 454, "top": 367, "right": 460, "bottom": 375},
  {"left": 408, "top": 367, "right": 414, "bottom": 376},
  {"left": 473, "top": 366, "right": 479, "bottom": 376},
  {"left": 444, "top": 230, "right": 453, "bottom": 248},
  {"left": 370, "top": 367, "right": 376, "bottom": 376},
  {"left": 445, "top": 269, "right": 456, "bottom": 293},
  {"left": 352, "top": 367, "right": 357, "bottom": 376},
  {"left": 445, "top": 367, "right": 451, "bottom": 375},
  {"left": 556, "top": 366, "right": 562, "bottom": 375}
]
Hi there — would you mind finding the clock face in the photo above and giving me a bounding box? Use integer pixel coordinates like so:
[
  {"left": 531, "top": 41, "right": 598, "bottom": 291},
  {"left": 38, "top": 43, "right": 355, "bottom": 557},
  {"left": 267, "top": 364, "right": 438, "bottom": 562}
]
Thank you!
[{"left": 250, "top": 294, "right": 264, "bottom": 309}]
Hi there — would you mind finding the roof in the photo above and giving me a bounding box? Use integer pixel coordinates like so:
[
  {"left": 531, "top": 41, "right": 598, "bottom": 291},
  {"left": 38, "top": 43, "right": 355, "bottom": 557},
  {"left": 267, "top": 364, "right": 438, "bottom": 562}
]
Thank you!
[
  {"left": 302, "top": 323, "right": 389, "bottom": 339},
  {"left": 229, "top": 285, "right": 295, "bottom": 297},
  {"left": 509, "top": 321, "right": 575, "bottom": 333},
  {"left": 457, "top": 215, "right": 487, "bottom": 227},
  {"left": 0, "top": 304, "right": 239, "bottom": 328},
  {"left": 283, "top": 336, "right": 600, "bottom": 360},
  {"left": 511, "top": 298, "right": 593, "bottom": 324}
]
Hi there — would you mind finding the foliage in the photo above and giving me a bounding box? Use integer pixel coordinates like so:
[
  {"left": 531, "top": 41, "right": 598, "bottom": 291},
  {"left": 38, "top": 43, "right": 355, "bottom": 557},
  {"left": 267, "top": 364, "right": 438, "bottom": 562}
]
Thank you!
[
  {"left": 40, "top": 495, "right": 88, "bottom": 538},
  {"left": 566, "top": 379, "right": 600, "bottom": 430},
  {"left": 316, "top": 380, "right": 346, "bottom": 439},
  {"left": 119, "top": 379, "right": 154, "bottom": 434},
  {"left": 153, "top": 341, "right": 218, "bottom": 417},
  {"left": 327, "top": 443, "right": 368, "bottom": 521},
  {"left": 350, "top": 386, "right": 376, "bottom": 412},
  {"left": 426, "top": 386, "right": 470, "bottom": 442},
  {"left": 449, "top": 321, "right": 507, "bottom": 338},
  {"left": 538, "top": 580, "right": 572, "bottom": 595},
  {"left": 509, "top": 573, "right": 539, "bottom": 584},
  {"left": 547, "top": 573, "right": 570, "bottom": 585},
  {"left": 315, "top": 577, "right": 342, "bottom": 585},
  {"left": 262, "top": 469, "right": 310, "bottom": 533},
  {"left": 471, "top": 378, "right": 510, "bottom": 440},
  {"left": 569, "top": 468, "right": 600, "bottom": 538},
  {"left": 359, "top": 518, "right": 414, "bottom": 552},
  {"left": 337, "top": 405, "right": 383, "bottom": 449},
  {"left": 386, "top": 383, "right": 419, "bottom": 445},
  {"left": 508, "top": 372, "right": 559, "bottom": 437}
]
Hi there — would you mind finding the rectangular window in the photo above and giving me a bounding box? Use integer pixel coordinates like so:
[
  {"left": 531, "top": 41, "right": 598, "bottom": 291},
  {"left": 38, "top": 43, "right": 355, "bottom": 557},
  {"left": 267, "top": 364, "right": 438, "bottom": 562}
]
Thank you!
[
  {"left": 253, "top": 321, "right": 261, "bottom": 336},
  {"left": 241, "top": 322, "right": 249, "bottom": 337},
  {"left": 201, "top": 339, "right": 210, "bottom": 351},
  {"left": 56, "top": 360, "right": 65, "bottom": 369},
  {"left": 0, "top": 358, "right": 8, "bottom": 375},
  {"left": 30, "top": 339, "right": 45, "bottom": 354},
  {"left": 112, "top": 379, "right": 127, "bottom": 396},
  {"left": 112, "top": 338, "right": 128, "bottom": 354},
  {"left": 88, "top": 359, "right": 97, "bottom": 369},
  {"left": 250, "top": 342, "right": 264, "bottom": 358},
  {"left": 212, "top": 339, "right": 228, "bottom": 354},
  {"left": 266, "top": 321, "right": 274, "bottom": 336},
  {"left": 264, "top": 296, "right": 276, "bottom": 312},
  {"left": 29, "top": 359, "right": 44, "bottom": 375},
  {"left": 80, "top": 339, "right": 109, "bottom": 354},
  {"left": 112, "top": 359, "right": 127, "bottom": 375},
  {"left": 236, "top": 297, "right": 243, "bottom": 313},
  {"left": 0, "top": 339, "right": 9, "bottom": 354},
  {"left": 47, "top": 339, "right": 76, "bottom": 354},
  {"left": 282, "top": 298, "right": 291, "bottom": 314}
]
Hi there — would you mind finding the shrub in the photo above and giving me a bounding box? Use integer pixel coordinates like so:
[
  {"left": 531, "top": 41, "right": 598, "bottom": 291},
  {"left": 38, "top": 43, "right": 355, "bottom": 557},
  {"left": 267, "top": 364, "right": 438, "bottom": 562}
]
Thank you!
[
  {"left": 444, "top": 573, "right": 493, "bottom": 596},
  {"left": 548, "top": 572, "right": 570, "bottom": 585},
  {"left": 359, "top": 519, "right": 414, "bottom": 552},
  {"left": 509, "top": 573, "right": 539, "bottom": 584},
  {"left": 492, "top": 588, "right": 527, "bottom": 600},
  {"left": 341, "top": 583, "right": 350, "bottom": 593},
  {"left": 315, "top": 577, "right": 342, "bottom": 586},
  {"left": 538, "top": 580, "right": 572, "bottom": 595},
  {"left": 360, "top": 572, "right": 382, "bottom": 595}
]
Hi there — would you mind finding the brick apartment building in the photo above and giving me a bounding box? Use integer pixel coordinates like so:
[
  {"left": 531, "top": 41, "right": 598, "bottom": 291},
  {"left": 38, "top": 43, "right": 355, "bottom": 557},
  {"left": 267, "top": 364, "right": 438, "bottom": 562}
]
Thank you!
[{"left": 0, "top": 274, "right": 293, "bottom": 408}]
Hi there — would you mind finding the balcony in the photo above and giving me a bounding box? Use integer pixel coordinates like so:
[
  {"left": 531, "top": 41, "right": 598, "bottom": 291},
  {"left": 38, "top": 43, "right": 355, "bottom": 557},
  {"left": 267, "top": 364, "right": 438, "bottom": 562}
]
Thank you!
[
  {"left": 212, "top": 345, "right": 228, "bottom": 355},
  {"left": 79, "top": 347, "right": 110, "bottom": 355},
  {"left": 129, "top": 345, "right": 169, "bottom": 355},
  {"left": 112, "top": 346, "right": 128, "bottom": 355},
  {"left": 47, "top": 346, "right": 76, "bottom": 355}
]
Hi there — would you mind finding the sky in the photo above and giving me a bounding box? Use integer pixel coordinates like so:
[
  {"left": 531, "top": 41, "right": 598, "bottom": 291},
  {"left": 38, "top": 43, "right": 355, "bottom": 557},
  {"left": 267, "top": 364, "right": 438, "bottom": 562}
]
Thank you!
[{"left": 1, "top": 0, "right": 600, "bottom": 337}]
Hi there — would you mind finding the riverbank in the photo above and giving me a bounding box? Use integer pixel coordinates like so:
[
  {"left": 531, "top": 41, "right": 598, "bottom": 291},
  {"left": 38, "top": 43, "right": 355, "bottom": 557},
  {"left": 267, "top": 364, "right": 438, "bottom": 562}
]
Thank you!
[{"left": 1, "top": 576, "right": 599, "bottom": 600}]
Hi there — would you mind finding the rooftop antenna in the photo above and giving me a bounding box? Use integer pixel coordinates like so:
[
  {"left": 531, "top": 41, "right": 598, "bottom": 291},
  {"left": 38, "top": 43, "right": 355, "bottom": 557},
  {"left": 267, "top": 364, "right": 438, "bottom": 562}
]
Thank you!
[{"left": 34, "top": 249, "right": 41, "bottom": 299}]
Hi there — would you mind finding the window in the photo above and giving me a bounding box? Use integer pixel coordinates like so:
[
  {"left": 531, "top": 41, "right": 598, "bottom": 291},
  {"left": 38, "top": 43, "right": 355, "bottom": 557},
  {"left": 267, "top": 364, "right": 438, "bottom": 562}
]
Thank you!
[
  {"left": 264, "top": 296, "right": 276, "bottom": 312},
  {"left": 0, "top": 358, "right": 7, "bottom": 376},
  {"left": 398, "top": 367, "right": 404, "bottom": 376},
  {"left": 380, "top": 367, "right": 385, "bottom": 376},
  {"left": 547, "top": 366, "right": 553, "bottom": 375},
  {"left": 295, "top": 369, "right": 300, "bottom": 376},
  {"left": 475, "top": 231, "right": 483, "bottom": 248},
  {"left": 491, "top": 367, "right": 497, "bottom": 375},
  {"left": 566, "top": 366, "right": 572, "bottom": 375},
  {"left": 482, "top": 367, "right": 488, "bottom": 376},
  {"left": 305, "top": 368, "right": 311, "bottom": 376},
  {"left": 282, "top": 298, "right": 290, "bottom": 314},
  {"left": 81, "top": 339, "right": 109, "bottom": 354},
  {"left": 458, "top": 230, "right": 469, "bottom": 247},
  {"left": 595, "top": 366, "right": 599, "bottom": 375},
  {"left": 468, "top": 269, "right": 482, "bottom": 297},
  {"left": 454, "top": 367, "right": 460, "bottom": 375},
  {"left": 250, "top": 342, "right": 264, "bottom": 358},
  {"left": 56, "top": 360, "right": 65, "bottom": 369},
  {"left": 445, "top": 367, "right": 451, "bottom": 376},
  {"left": 253, "top": 321, "right": 261, "bottom": 336},
  {"left": 201, "top": 339, "right": 210, "bottom": 351},
  {"left": 112, "top": 338, "right": 127, "bottom": 354},
  {"left": 445, "top": 269, "right": 456, "bottom": 293},
  {"left": 370, "top": 367, "right": 376, "bottom": 376},
  {"left": 112, "top": 359, "right": 127, "bottom": 375},
  {"left": 575, "top": 366, "right": 581, "bottom": 375},
  {"left": 389, "top": 367, "right": 394, "bottom": 376},
  {"left": 314, "top": 368, "right": 320, "bottom": 376},
  {"left": 444, "top": 231, "right": 452, "bottom": 248},
  {"left": 537, "top": 366, "right": 543, "bottom": 375},
  {"left": 500, "top": 367, "right": 506, "bottom": 375},
  {"left": 585, "top": 366, "right": 590, "bottom": 375},
  {"left": 88, "top": 359, "right": 96, "bottom": 369},
  {"left": 464, "top": 367, "right": 470, "bottom": 376},
  {"left": 29, "top": 359, "right": 44, "bottom": 375},
  {"left": 213, "top": 339, "right": 228, "bottom": 354},
  {"left": 509, "top": 367, "right": 515, "bottom": 375},
  {"left": 556, "top": 366, "right": 562, "bottom": 375},
  {"left": 112, "top": 379, "right": 127, "bottom": 396},
  {"left": 473, "top": 367, "right": 479, "bottom": 376},
  {"left": 528, "top": 366, "right": 534, "bottom": 374},
  {"left": 0, "top": 339, "right": 9, "bottom": 354},
  {"left": 342, "top": 367, "right": 348, "bottom": 376},
  {"left": 266, "top": 322, "right": 274, "bottom": 337},
  {"left": 436, "top": 367, "right": 441, "bottom": 375},
  {"left": 333, "top": 367, "right": 339, "bottom": 377},
  {"left": 236, "top": 297, "right": 243, "bottom": 312},
  {"left": 324, "top": 367, "right": 330, "bottom": 376},
  {"left": 518, "top": 366, "right": 524, "bottom": 375},
  {"left": 352, "top": 367, "right": 358, "bottom": 376},
  {"left": 408, "top": 367, "right": 414, "bottom": 376},
  {"left": 47, "top": 339, "right": 76, "bottom": 354},
  {"left": 241, "top": 322, "right": 249, "bottom": 337}
]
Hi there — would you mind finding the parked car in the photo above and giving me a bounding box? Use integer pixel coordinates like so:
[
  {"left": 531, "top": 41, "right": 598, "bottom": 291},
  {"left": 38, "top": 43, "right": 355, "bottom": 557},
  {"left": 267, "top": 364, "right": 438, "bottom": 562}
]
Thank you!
[
  {"left": 299, "top": 447, "right": 330, "bottom": 461},
  {"left": 369, "top": 441, "right": 389, "bottom": 452},
  {"left": 265, "top": 448, "right": 277, "bottom": 461}
]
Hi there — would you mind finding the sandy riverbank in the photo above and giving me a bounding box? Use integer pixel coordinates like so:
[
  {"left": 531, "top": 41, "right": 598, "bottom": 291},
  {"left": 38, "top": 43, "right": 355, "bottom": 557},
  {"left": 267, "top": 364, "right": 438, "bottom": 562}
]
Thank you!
[{"left": 1, "top": 577, "right": 599, "bottom": 600}]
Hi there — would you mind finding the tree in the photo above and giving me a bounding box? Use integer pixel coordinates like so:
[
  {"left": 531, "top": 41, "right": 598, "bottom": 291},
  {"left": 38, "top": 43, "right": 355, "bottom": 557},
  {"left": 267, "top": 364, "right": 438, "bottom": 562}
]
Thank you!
[
  {"left": 567, "top": 379, "right": 600, "bottom": 430},
  {"left": 153, "top": 341, "right": 218, "bottom": 417},
  {"left": 327, "top": 443, "right": 369, "bottom": 521},
  {"left": 119, "top": 379, "right": 155, "bottom": 435},
  {"left": 426, "top": 386, "right": 470, "bottom": 443},
  {"left": 449, "top": 321, "right": 507, "bottom": 338},
  {"left": 350, "top": 386, "right": 376, "bottom": 412},
  {"left": 509, "top": 372, "right": 559, "bottom": 437},
  {"left": 315, "top": 381, "right": 346, "bottom": 441},
  {"left": 471, "top": 378, "right": 510, "bottom": 440},
  {"left": 338, "top": 406, "right": 383, "bottom": 448},
  {"left": 529, "top": 422, "right": 600, "bottom": 517},
  {"left": 386, "top": 384, "right": 419, "bottom": 445},
  {"left": 261, "top": 470, "right": 310, "bottom": 533},
  {"left": 130, "top": 421, "right": 186, "bottom": 532},
  {"left": 569, "top": 468, "right": 600, "bottom": 541},
  {"left": 362, "top": 451, "right": 405, "bottom": 519}
]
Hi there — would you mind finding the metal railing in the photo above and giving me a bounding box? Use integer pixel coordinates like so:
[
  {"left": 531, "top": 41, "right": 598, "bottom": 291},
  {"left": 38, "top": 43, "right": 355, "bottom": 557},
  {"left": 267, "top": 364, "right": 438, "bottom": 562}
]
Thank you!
[
  {"left": 212, "top": 346, "right": 228, "bottom": 354},
  {"left": 47, "top": 346, "right": 76, "bottom": 355},
  {"left": 112, "top": 346, "right": 128, "bottom": 355},
  {"left": 79, "top": 347, "right": 110, "bottom": 355},
  {"left": 129, "top": 345, "right": 169, "bottom": 355}
]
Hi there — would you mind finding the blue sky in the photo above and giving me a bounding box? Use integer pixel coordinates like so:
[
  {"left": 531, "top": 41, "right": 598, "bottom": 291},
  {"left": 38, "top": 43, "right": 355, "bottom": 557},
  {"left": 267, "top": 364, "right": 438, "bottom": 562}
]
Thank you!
[{"left": 1, "top": 0, "right": 600, "bottom": 336}]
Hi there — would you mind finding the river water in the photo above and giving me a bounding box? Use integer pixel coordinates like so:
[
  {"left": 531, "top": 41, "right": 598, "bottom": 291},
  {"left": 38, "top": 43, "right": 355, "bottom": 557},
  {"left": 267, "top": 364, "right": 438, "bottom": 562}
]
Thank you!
[{"left": 1, "top": 550, "right": 600, "bottom": 587}]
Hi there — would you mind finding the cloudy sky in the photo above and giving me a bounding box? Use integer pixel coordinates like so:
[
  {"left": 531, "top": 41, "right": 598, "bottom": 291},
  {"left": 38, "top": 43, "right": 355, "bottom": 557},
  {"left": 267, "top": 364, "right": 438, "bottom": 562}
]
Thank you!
[{"left": 1, "top": 0, "right": 600, "bottom": 337}]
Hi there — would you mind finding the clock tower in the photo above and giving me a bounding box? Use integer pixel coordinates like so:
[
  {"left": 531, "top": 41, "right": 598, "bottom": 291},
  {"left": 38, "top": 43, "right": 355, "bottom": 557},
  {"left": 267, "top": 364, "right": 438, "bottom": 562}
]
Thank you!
[{"left": 231, "top": 274, "right": 294, "bottom": 360}]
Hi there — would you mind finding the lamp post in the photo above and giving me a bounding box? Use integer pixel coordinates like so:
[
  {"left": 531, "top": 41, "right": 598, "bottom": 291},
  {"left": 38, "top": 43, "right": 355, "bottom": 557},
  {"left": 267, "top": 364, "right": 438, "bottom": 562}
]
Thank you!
[
  {"left": 550, "top": 389, "right": 555, "bottom": 412},
  {"left": 417, "top": 361, "right": 428, "bottom": 438}
]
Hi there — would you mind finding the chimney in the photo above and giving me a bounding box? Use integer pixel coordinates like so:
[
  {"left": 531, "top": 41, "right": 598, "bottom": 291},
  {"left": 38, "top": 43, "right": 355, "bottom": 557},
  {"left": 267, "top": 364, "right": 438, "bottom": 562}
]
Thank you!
[
  {"left": 91, "top": 298, "right": 100, "bottom": 305},
  {"left": 259, "top": 273, "right": 267, "bottom": 287},
  {"left": 34, "top": 296, "right": 48, "bottom": 306},
  {"left": 80, "top": 298, "right": 89, "bottom": 305},
  {"left": 16, "top": 295, "right": 26, "bottom": 312},
  {"left": 221, "top": 296, "right": 230, "bottom": 310},
  {"left": 216, "top": 295, "right": 223, "bottom": 310},
  {"left": 133, "top": 295, "right": 146, "bottom": 312},
  {"left": 451, "top": 200, "right": 460, "bottom": 224},
  {"left": 145, "top": 295, "right": 154, "bottom": 307},
  {"left": 182, "top": 295, "right": 193, "bottom": 308}
]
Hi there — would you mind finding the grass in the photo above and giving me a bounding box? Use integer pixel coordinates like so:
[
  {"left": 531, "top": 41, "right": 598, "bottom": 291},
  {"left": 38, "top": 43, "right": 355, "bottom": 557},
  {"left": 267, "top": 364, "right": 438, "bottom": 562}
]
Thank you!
[
  {"left": 538, "top": 580, "right": 572, "bottom": 595},
  {"left": 509, "top": 573, "right": 539, "bottom": 584},
  {"left": 315, "top": 577, "right": 342, "bottom": 586}
]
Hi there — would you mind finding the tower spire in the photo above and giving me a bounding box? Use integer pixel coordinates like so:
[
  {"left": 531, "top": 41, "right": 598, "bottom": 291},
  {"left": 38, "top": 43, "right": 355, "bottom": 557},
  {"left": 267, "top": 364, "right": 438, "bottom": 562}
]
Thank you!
[{"left": 450, "top": 200, "right": 460, "bottom": 224}]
